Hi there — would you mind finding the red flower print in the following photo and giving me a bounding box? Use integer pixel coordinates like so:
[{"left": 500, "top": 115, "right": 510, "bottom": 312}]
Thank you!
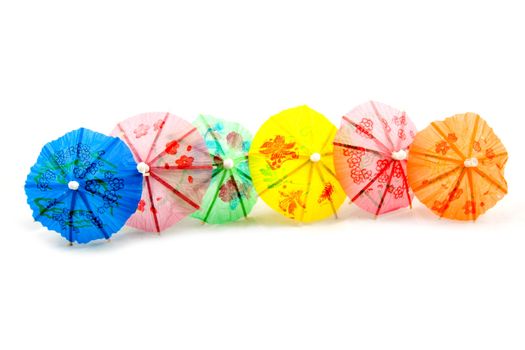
[
  {"left": 219, "top": 179, "right": 239, "bottom": 202},
  {"left": 188, "top": 176, "right": 193, "bottom": 184},
  {"left": 393, "top": 186, "right": 404, "bottom": 199},
  {"left": 355, "top": 118, "right": 374, "bottom": 139},
  {"left": 187, "top": 145, "right": 192, "bottom": 152},
  {"left": 432, "top": 200, "right": 449, "bottom": 214},
  {"left": 448, "top": 188, "right": 463, "bottom": 201},
  {"left": 485, "top": 148, "right": 495, "bottom": 160},
  {"left": 134, "top": 124, "right": 150, "bottom": 138},
  {"left": 137, "top": 199, "right": 146, "bottom": 212},
  {"left": 435, "top": 141, "right": 450, "bottom": 155},
  {"left": 278, "top": 190, "right": 306, "bottom": 216},
  {"left": 463, "top": 200, "right": 476, "bottom": 215},
  {"left": 165, "top": 140, "right": 180, "bottom": 155},
  {"left": 398, "top": 129, "right": 406, "bottom": 140},
  {"left": 447, "top": 133, "right": 458, "bottom": 143},
  {"left": 153, "top": 119, "right": 165, "bottom": 132},
  {"left": 376, "top": 159, "right": 389, "bottom": 172},
  {"left": 164, "top": 163, "right": 170, "bottom": 169},
  {"left": 259, "top": 135, "right": 299, "bottom": 170},
  {"left": 393, "top": 114, "right": 407, "bottom": 126},
  {"left": 175, "top": 155, "right": 194, "bottom": 168},
  {"left": 379, "top": 117, "right": 392, "bottom": 133},
  {"left": 226, "top": 131, "right": 243, "bottom": 150},
  {"left": 318, "top": 182, "right": 334, "bottom": 204},
  {"left": 351, "top": 168, "right": 372, "bottom": 184},
  {"left": 393, "top": 162, "right": 403, "bottom": 178},
  {"left": 473, "top": 141, "right": 481, "bottom": 152}
]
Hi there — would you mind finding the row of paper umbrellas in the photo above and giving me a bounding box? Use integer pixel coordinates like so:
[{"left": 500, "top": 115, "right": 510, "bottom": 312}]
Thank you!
[{"left": 25, "top": 102, "right": 508, "bottom": 244}]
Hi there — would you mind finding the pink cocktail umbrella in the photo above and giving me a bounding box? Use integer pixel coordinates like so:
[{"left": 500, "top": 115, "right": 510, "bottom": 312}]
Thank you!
[
  {"left": 333, "top": 101, "right": 417, "bottom": 216},
  {"left": 112, "top": 112, "right": 212, "bottom": 232}
]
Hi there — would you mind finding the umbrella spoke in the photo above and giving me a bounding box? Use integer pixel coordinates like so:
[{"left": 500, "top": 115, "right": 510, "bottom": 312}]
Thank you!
[
  {"left": 35, "top": 190, "right": 70, "bottom": 220},
  {"left": 375, "top": 162, "right": 396, "bottom": 217},
  {"left": 430, "top": 122, "right": 466, "bottom": 159},
  {"left": 342, "top": 117, "right": 391, "bottom": 154},
  {"left": 319, "top": 160, "right": 337, "bottom": 179},
  {"left": 77, "top": 191, "right": 110, "bottom": 240},
  {"left": 407, "top": 151, "right": 462, "bottom": 163},
  {"left": 478, "top": 152, "right": 508, "bottom": 161},
  {"left": 350, "top": 160, "right": 393, "bottom": 203},
  {"left": 235, "top": 167, "right": 252, "bottom": 182},
  {"left": 198, "top": 115, "right": 226, "bottom": 156},
  {"left": 319, "top": 127, "right": 335, "bottom": 154},
  {"left": 398, "top": 161, "right": 413, "bottom": 209},
  {"left": 439, "top": 167, "right": 467, "bottom": 218},
  {"left": 145, "top": 112, "right": 170, "bottom": 162},
  {"left": 412, "top": 165, "right": 461, "bottom": 192},
  {"left": 202, "top": 170, "right": 227, "bottom": 223},
  {"left": 150, "top": 165, "right": 213, "bottom": 171},
  {"left": 42, "top": 145, "right": 68, "bottom": 179},
  {"left": 145, "top": 176, "right": 161, "bottom": 233},
  {"left": 229, "top": 170, "right": 248, "bottom": 219},
  {"left": 258, "top": 160, "right": 310, "bottom": 196},
  {"left": 150, "top": 172, "right": 200, "bottom": 210},
  {"left": 148, "top": 127, "right": 198, "bottom": 165},
  {"left": 472, "top": 167, "right": 508, "bottom": 194},
  {"left": 468, "top": 114, "right": 480, "bottom": 158},
  {"left": 370, "top": 101, "right": 396, "bottom": 150},
  {"left": 466, "top": 168, "right": 476, "bottom": 220},
  {"left": 68, "top": 191, "right": 78, "bottom": 243},
  {"left": 314, "top": 163, "right": 338, "bottom": 219},
  {"left": 117, "top": 123, "right": 143, "bottom": 162},
  {"left": 300, "top": 163, "right": 315, "bottom": 221},
  {"left": 333, "top": 142, "right": 386, "bottom": 157}
]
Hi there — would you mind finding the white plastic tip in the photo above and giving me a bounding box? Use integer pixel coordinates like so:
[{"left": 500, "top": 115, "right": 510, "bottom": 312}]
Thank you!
[
  {"left": 223, "top": 158, "right": 235, "bottom": 170},
  {"left": 464, "top": 157, "right": 479, "bottom": 168},
  {"left": 391, "top": 149, "right": 407, "bottom": 161},
  {"left": 68, "top": 181, "right": 79, "bottom": 191},
  {"left": 137, "top": 162, "right": 150, "bottom": 175},
  {"left": 310, "top": 152, "right": 321, "bottom": 163}
]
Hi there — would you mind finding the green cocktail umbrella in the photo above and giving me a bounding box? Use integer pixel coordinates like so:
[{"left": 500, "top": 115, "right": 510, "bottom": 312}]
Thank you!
[{"left": 191, "top": 115, "right": 257, "bottom": 223}]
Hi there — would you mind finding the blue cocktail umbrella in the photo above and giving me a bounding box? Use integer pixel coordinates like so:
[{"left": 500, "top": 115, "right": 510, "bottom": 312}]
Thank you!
[{"left": 25, "top": 128, "right": 143, "bottom": 244}]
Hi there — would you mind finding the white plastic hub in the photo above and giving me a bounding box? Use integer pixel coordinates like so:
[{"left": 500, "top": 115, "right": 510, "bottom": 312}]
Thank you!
[
  {"left": 391, "top": 149, "right": 407, "bottom": 161},
  {"left": 137, "top": 162, "right": 150, "bottom": 175},
  {"left": 310, "top": 152, "right": 321, "bottom": 163},
  {"left": 223, "top": 158, "right": 235, "bottom": 170},
  {"left": 68, "top": 181, "right": 80, "bottom": 191},
  {"left": 464, "top": 157, "right": 479, "bottom": 168}
]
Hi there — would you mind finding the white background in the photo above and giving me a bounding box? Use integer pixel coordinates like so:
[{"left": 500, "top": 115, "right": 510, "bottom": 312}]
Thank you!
[{"left": 1, "top": 1, "right": 524, "bottom": 349}]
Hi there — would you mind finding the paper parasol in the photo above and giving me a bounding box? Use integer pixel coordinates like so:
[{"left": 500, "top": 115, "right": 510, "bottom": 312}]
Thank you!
[
  {"left": 333, "top": 101, "right": 417, "bottom": 216},
  {"left": 407, "top": 112, "right": 508, "bottom": 220},
  {"left": 191, "top": 115, "right": 257, "bottom": 223},
  {"left": 112, "top": 112, "right": 212, "bottom": 232},
  {"left": 25, "top": 128, "right": 143, "bottom": 244},
  {"left": 249, "top": 105, "right": 345, "bottom": 222}
]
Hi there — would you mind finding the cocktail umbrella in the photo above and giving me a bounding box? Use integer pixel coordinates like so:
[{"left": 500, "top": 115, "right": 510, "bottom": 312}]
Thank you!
[
  {"left": 25, "top": 128, "right": 143, "bottom": 244},
  {"left": 333, "top": 101, "right": 417, "bottom": 216},
  {"left": 112, "top": 112, "right": 213, "bottom": 232},
  {"left": 249, "top": 105, "right": 346, "bottom": 222},
  {"left": 407, "top": 112, "right": 508, "bottom": 220},
  {"left": 191, "top": 115, "right": 257, "bottom": 223}
]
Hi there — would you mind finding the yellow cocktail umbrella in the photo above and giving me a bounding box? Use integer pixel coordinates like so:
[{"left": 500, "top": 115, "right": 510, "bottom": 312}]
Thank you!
[{"left": 249, "top": 106, "right": 346, "bottom": 222}]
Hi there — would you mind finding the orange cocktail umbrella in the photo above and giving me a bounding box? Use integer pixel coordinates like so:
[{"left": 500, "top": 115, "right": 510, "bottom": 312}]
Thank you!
[{"left": 407, "top": 112, "right": 508, "bottom": 220}]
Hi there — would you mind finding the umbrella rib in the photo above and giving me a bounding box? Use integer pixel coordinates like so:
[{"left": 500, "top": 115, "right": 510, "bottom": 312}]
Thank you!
[
  {"left": 199, "top": 115, "right": 226, "bottom": 157},
  {"left": 478, "top": 152, "right": 508, "bottom": 161},
  {"left": 319, "top": 160, "right": 337, "bottom": 179},
  {"left": 229, "top": 170, "right": 248, "bottom": 219},
  {"left": 370, "top": 101, "right": 395, "bottom": 150},
  {"left": 471, "top": 167, "right": 508, "bottom": 194},
  {"left": 150, "top": 165, "right": 214, "bottom": 171},
  {"left": 77, "top": 191, "right": 110, "bottom": 240},
  {"left": 149, "top": 172, "right": 200, "bottom": 209},
  {"left": 145, "top": 112, "right": 170, "bottom": 163},
  {"left": 300, "top": 162, "right": 315, "bottom": 221},
  {"left": 407, "top": 150, "right": 463, "bottom": 163},
  {"left": 258, "top": 160, "right": 310, "bottom": 196},
  {"left": 412, "top": 165, "right": 461, "bottom": 192},
  {"left": 235, "top": 167, "right": 252, "bottom": 182},
  {"left": 466, "top": 168, "right": 476, "bottom": 221},
  {"left": 333, "top": 142, "right": 386, "bottom": 157},
  {"left": 144, "top": 176, "right": 161, "bottom": 233},
  {"left": 319, "top": 128, "right": 334, "bottom": 154},
  {"left": 439, "top": 167, "right": 467, "bottom": 219},
  {"left": 468, "top": 114, "right": 480, "bottom": 158},
  {"left": 68, "top": 191, "right": 78, "bottom": 243},
  {"left": 398, "top": 161, "right": 413, "bottom": 209},
  {"left": 430, "top": 122, "right": 466, "bottom": 159},
  {"left": 202, "top": 170, "right": 227, "bottom": 223},
  {"left": 375, "top": 163, "right": 396, "bottom": 217},
  {"left": 148, "top": 127, "right": 198, "bottom": 165},
  {"left": 117, "top": 123, "right": 143, "bottom": 162},
  {"left": 42, "top": 145, "right": 68, "bottom": 179},
  {"left": 342, "top": 117, "right": 392, "bottom": 154},
  {"left": 350, "top": 160, "right": 393, "bottom": 203},
  {"left": 314, "top": 163, "right": 338, "bottom": 219}
]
